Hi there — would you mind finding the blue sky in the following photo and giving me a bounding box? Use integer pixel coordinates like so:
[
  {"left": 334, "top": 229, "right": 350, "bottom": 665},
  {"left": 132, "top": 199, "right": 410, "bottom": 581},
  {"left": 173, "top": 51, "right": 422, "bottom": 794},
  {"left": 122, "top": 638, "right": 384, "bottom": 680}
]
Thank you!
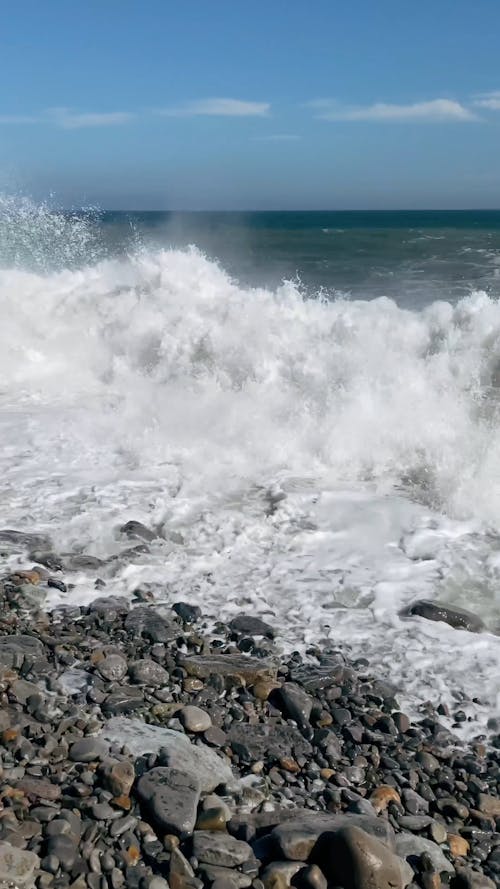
[{"left": 1, "top": 0, "right": 500, "bottom": 209}]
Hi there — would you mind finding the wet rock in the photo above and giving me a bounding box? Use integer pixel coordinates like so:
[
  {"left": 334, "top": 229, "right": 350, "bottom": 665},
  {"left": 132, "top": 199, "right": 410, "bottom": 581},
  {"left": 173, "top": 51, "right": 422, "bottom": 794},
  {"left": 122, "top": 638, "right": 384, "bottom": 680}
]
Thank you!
[
  {"left": 195, "top": 808, "right": 228, "bottom": 831},
  {"left": 180, "top": 706, "right": 212, "bottom": 732},
  {"left": 229, "top": 615, "right": 275, "bottom": 639},
  {"left": 180, "top": 654, "right": 276, "bottom": 686},
  {"left": 119, "top": 521, "right": 158, "bottom": 543},
  {"left": 198, "top": 864, "right": 252, "bottom": 888},
  {"left": 0, "top": 842, "right": 41, "bottom": 887},
  {"left": 97, "top": 654, "right": 128, "bottom": 682},
  {"left": 370, "top": 786, "right": 401, "bottom": 813},
  {"left": 192, "top": 831, "right": 253, "bottom": 867},
  {"left": 395, "top": 833, "right": 454, "bottom": 875},
  {"left": 125, "top": 607, "right": 178, "bottom": 643},
  {"left": 261, "top": 862, "right": 305, "bottom": 889},
  {"left": 102, "top": 686, "right": 145, "bottom": 715},
  {"left": 453, "top": 867, "right": 496, "bottom": 888},
  {"left": 0, "top": 529, "right": 51, "bottom": 549},
  {"left": 270, "top": 813, "right": 395, "bottom": 861},
  {"left": 400, "top": 600, "right": 484, "bottom": 633},
  {"left": 102, "top": 718, "right": 234, "bottom": 791},
  {"left": 137, "top": 767, "right": 201, "bottom": 836},
  {"left": 46, "top": 835, "right": 78, "bottom": 870},
  {"left": 323, "top": 825, "right": 409, "bottom": 888},
  {"left": 0, "top": 634, "right": 45, "bottom": 669},
  {"left": 69, "top": 738, "right": 110, "bottom": 763},
  {"left": 173, "top": 602, "right": 201, "bottom": 623},
  {"left": 106, "top": 760, "right": 135, "bottom": 797},
  {"left": 477, "top": 794, "right": 500, "bottom": 817},
  {"left": 17, "top": 777, "right": 61, "bottom": 801},
  {"left": 89, "top": 596, "right": 129, "bottom": 615},
  {"left": 229, "top": 723, "right": 312, "bottom": 763},
  {"left": 129, "top": 659, "right": 169, "bottom": 686},
  {"left": 274, "top": 683, "right": 313, "bottom": 731}
]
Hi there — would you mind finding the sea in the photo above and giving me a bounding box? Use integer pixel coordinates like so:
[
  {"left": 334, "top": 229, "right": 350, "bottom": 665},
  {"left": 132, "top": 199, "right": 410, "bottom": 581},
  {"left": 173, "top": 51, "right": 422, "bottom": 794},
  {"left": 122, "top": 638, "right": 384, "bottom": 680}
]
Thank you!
[{"left": 3, "top": 197, "right": 500, "bottom": 735}]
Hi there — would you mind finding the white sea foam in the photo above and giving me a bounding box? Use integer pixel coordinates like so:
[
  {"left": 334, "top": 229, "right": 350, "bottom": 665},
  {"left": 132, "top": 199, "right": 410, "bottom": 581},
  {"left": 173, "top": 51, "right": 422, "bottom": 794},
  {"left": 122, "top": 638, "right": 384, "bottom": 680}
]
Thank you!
[{"left": 3, "top": 205, "right": 500, "bottom": 732}]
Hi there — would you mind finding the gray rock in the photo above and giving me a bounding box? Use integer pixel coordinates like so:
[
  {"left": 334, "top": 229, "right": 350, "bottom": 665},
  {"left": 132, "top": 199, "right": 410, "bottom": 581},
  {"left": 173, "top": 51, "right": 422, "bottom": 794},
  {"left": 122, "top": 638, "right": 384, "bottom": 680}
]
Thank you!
[
  {"left": 323, "top": 825, "right": 410, "bottom": 888},
  {"left": 229, "top": 723, "right": 312, "bottom": 763},
  {"left": 0, "top": 635, "right": 45, "bottom": 670},
  {"left": 228, "top": 615, "right": 275, "bottom": 639},
  {"left": 0, "top": 529, "right": 51, "bottom": 549},
  {"left": 270, "top": 813, "right": 395, "bottom": 861},
  {"left": 395, "top": 833, "right": 454, "bottom": 875},
  {"left": 89, "top": 596, "right": 129, "bottom": 615},
  {"left": 400, "top": 599, "right": 484, "bottom": 633},
  {"left": 69, "top": 738, "right": 110, "bottom": 763},
  {"left": 198, "top": 865, "right": 252, "bottom": 888},
  {"left": 137, "top": 767, "right": 201, "bottom": 836},
  {"left": 276, "top": 683, "right": 313, "bottom": 731},
  {"left": 97, "top": 655, "right": 128, "bottom": 682},
  {"left": 453, "top": 867, "right": 496, "bottom": 888},
  {"left": 102, "top": 687, "right": 144, "bottom": 715},
  {"left": 125, "top": 607, "right": 178, "bottom": 643},
  {"left": 129, "top": 659, "right": 169, "bottom": 687},
  {"left": 0, "top": 842, "right": 40, "bottom": 887},
  {"left": 192, "top": 831, "right": 253, "bottom": 867},
  {"left": 119, "top": 520, "right": 158, "bottom": 542},
  {"left": 148, "top": 879, "right": 170, "bottom": 889},
  {"left": 261, "top": 862, "right": 304, "bottom": 889},
  {"left": 180, "top": 654, "right": 276, "bottom": 685},
  {"left": 180, "top": 706, "right": 212, "bottom": 732},
  {"left": 172, "top": 602, "right": 201, "bottom": 623},
  {"left": 46, "top": 835, "right": 78, "bottom": 870},
  {"left": 101, "top": 718, "right": 234, "bottom": 791},
  {"left": 10, "top": 679, "right": 44, "bottom": 705}
]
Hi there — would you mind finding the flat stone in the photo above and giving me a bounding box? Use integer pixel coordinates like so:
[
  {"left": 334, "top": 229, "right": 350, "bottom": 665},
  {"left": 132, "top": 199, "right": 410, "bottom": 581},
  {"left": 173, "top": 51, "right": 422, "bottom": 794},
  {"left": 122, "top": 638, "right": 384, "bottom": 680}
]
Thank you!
[
  {"left": 137, "top": 767, "right": 201, "bottom": 836},
  {"left": 453, "top": 867, "right": 496, "bottom": 888},
  {"left": 180, "top": 706, "right": 212, "bottom": 732},
  {"left": 0, "top": 635, "right": 45, "bottom": 670},
  {"left": 395, "top": 833, "right": 454, "bottom": 875},
  {"left": 0, "top": 842, "right": 40, "bottom": 887},
  {"left": 106, "top": 760, "right": 135, "bottom": 797},
  {"left": 289, "top": 657, "right": 345, "bottom": 693},
  {"left": 125, "top": 607, "right": 179, "bottom": 643},
  {"left": 198, "top": 865, "right": 252, "bottom": 888},
  {"left": 192, "top": 831, "right": 253, "bottom": 867},
  {"left": 17, "top": 777, "right": 61, "bottom": 801},
  {"left": 128, "top": 659, "right": 169, "bottom": 686},
  {"left": 229, "top": 723, "right": 312, "bottom": 763},
  {"left": 102, "top": 687, "right": 144, "bottom": 715},
  {"left": 180, "top": 654, "right": 276, "bottom": 686},
  {"left": 89, "top": 596, "right": 129, "bottom": 615},
  {"left": 101, "top": 718, "right": 234, "bottom": 791},
  {"left": 270, "top": 813, "right": 395, "bottom": 861},
  {"left": 195, "top": 808, "right": 229, "bottom": 831},
  {"left": 46, "top": 835, "right": 78, "bottom": 870},
  {"left": 275, "top": 683, "right": 313, "bottom": 730},
  {"left": 69, "top": 738, "right": 110, "bottom": 763},
  {"left": 97, "top": 655, "right": 128, "bottom": 682},
  {"left": 478, "top": 794, "right": 500, "bottom": 817},
  {"left": 323, "top": 825, "right": 408, "bottom": 888},
  {"left": 0, "top": 529, "right": 51, "bottom": 549},
  {"left": 228, "top": 615, "right": 275, "bottom": 639},
  {"left": 9, "top": 677, "right": 42, "bottom": 704},
  {"left": 400, "top": 600, "right": 484, "bottom": 633}
]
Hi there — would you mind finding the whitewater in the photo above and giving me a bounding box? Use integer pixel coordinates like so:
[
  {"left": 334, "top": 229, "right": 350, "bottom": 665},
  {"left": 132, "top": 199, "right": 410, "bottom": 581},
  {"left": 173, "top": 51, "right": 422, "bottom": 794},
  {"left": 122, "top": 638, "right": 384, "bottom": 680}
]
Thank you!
[{"left": 3, "top": 203, "right": 500, "bottom": 735}]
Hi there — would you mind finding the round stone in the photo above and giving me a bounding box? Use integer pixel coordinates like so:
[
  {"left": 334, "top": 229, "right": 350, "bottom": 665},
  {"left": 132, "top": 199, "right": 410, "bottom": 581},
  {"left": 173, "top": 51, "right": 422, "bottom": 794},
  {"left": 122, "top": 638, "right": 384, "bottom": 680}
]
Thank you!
[
  {"left": 69, "top": 738, "right": 109, "bottom": 763},
  {"left": 97, "top": 655, "right": 128, "bottom": 682},
  {"left": 180, "top": 706, "right": 212, "bottom": 733}
]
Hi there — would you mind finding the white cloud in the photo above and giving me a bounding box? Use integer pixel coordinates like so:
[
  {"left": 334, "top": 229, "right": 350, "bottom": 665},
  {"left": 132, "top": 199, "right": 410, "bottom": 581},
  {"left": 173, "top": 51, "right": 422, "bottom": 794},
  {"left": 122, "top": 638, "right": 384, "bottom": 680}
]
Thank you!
[
  {"left": 310, "top": 98, "right": 476, "bottom": 122},
  {"left": 473, "top": 91, "right": 500, "bottom": 110},
  {"left": 48, "top": 108, "right": 134, "bottom": 128},
  {"left": 159, "top": 98, "right": 270, "bottom": 117}
]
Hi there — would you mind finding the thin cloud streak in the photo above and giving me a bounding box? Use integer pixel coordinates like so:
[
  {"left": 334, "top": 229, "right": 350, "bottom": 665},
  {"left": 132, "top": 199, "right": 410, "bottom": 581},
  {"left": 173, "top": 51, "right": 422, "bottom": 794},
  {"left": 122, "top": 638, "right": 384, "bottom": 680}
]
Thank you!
[
  {"left": 253, "top": 133, "right": 299, "bottom": 142},
  {"left": 48, "top": 108, "right": 135, "bottom": 128},
  {"left": 310, "top": 98, "right": 476, "bottom": 122},
  {"left": 159, "top": 98, "right": 270, "bottom": 117},
  {"left": 473, "top": 91, "right": 500, "bottom": 110}
]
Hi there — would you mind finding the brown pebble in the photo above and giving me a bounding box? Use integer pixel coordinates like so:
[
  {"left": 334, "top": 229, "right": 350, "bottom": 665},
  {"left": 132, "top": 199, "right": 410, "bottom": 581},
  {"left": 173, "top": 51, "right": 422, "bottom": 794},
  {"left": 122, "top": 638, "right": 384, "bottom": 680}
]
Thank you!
[
  {"left": 280, "top": 757, "right": 300, "bottom": 773},
  {"left": 447, "top": 834, "right": 470, "bottom": 858},
  {"left": 2, "top": 728, "right": 18, "bottom": 743},
  {"left": 125, "top": 846, "right": 140, "bottom": 865},
  {"left": 369, "top": 785, "right": 401, "bottom": 813},
  {"left": 195, "top": 808, "right": 227, "bottom": 831},
  {"left": 253, "top": 678, "right": 281, "bottom": 701},
  {"left": 320, "top": 769, "right": 335, "bottom": 781},
  {"left": 112, "top": 795, "right": 132, "bottom": 811}
]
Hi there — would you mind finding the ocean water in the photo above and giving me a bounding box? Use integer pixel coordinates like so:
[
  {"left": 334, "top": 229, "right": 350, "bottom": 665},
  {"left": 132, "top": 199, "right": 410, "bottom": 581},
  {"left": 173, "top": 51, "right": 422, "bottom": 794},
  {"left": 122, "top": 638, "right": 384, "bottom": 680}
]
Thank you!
[{"left": 3, "top": 197, "right": 500, "bottom": 734}]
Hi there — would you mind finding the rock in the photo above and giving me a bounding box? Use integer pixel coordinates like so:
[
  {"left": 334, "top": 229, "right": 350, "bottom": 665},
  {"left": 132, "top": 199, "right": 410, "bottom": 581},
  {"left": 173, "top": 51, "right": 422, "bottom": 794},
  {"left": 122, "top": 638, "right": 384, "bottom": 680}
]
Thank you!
[
  {"left": 270, "top": 813, "right": 395, "bottom": 861},
  {"left": 0, "top": 529, "right": 50, "bottom": 549},
  {"left": 125, "top": 607, "right": 179, "bottom": 643},
  {"left": 447, "top": 835, "right": 470, "bottom": 858},
  {"left": 477, "top": 794, "right": 500, "bottom": 817},
  {"left": 169, "top": 846, "right": 196, "bottom": 889},
  {"left": 173, "top": 602, "right": 201, "bottom": 623},
  {"left": 10, "top": 678, "right": 43, "bottom": 704},
  {"left": 0, "top": 635, "right": 45, "bottom": 669},
  {"left": 89, "top": 596, "right": 129, "bottom": 615},
  {"left": 0, "top": 842, "right": 40, "bottom": 887},
  {"left": 400, "top": 600, "right": 484, "bottom": 633},
  {"left": 195, "top": 808, "right": 228, "bottom": 831},
  {"left": 229, "top": 723, "right": 312, "bottom": 763},
  {"left": 137, "top": 767, "right": 201, "bottom": 836},
  {"left": 197, "top": 865, "right": 252, "bottom": 888},
  {"left": 275, "top": 683, "right": 313, "bottom": 731},
  {"left": 129, "top": 659, "right": 169, "bottom": 686},
  {"left": 180, "top": 654, "right": 276, "bottom": 686},
  {"left": 17, "top": 777, "right": 61, "bottom": 801},
  {"left": 192, "top": 831, "right": 253, "bottom": 867},
  {"left": 97, "top": 654, "right": 128, "bottom": 682},
  {"left": 106, "top": 760, "right": 135, "bottom": 797},
  {"left": 102, "top": 687, "right": 145, "bottom": 715},
  {"left": 323, "top": 825, "right": 408, "bottom": 888},
  {"left": 69, "top": 738, "right": 110, "bottom": 763},
  {"left": 180, "top": 706, "right": 212, "bottom": 732},
  {"left": 102, "top": 718, "right": 234, "bottom": 792},
  {"left": 395, "top": 834, "right": 454, "bottom": 875},
  {"left": 261, "top": 862, "right": 305, "bottom": 889},
  {"left": 370, "top": 786, "right": 401, "bottom": 813},
  {"left": 229, "top": 615, "right": 275, "bottom": 639},
  {"left": 453, "top": 868, "right": 496, "bottom": 888},
  {"left": 119, "top": 521, "right": 158, "bottom": 542},
  {"left": 46, "top": 835, "right": 78, "bottom": 870}
]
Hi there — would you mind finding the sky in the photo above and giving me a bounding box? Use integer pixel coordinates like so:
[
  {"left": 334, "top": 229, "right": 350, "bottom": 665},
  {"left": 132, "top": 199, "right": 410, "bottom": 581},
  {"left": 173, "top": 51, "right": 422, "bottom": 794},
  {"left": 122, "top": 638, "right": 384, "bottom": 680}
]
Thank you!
[{"left": 1, "top": 0, "right": 500, "bottom": 209}]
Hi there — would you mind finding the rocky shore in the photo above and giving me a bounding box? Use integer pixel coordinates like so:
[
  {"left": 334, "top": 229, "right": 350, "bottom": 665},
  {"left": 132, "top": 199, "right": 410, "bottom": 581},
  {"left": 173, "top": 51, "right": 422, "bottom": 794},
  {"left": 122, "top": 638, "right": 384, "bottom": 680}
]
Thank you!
[{"left": 0, "top": 528, "right": 499, "bottom": 889}]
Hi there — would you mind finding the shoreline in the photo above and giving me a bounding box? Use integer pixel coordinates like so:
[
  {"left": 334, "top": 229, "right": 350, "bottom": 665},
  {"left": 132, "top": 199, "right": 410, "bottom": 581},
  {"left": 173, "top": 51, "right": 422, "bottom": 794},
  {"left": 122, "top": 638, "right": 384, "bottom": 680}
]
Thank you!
[{"left": 0, "top": 538, "right": 498, "bottom": 888}]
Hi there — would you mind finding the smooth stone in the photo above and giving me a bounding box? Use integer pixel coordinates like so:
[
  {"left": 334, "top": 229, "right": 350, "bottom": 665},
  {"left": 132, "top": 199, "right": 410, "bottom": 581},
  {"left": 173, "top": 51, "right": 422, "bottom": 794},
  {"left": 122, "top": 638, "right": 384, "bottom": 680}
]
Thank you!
[
  {"left": 102, "top": 687, "right": 144, "bottom": 715},
  {"left": 129, "top": 659, "right": 169, "bottom": 687},
  {"left": 229, "top": 723, "right": 312, "bottom": 763},
  {"left": 107, "top": 760, "right": 135, "bottom": 797},
  {"left": 119, "top": 521, "right": 158, "bottom": 542},
  {"left": 101, "top": 718, "right": 234, "bottom": 791},
  {"left": 89, "top": 596, "right": 129, "bottom": 615},
  {"left": 261, "top": 862, "right": 304, "bottom": 889},
  {"left": 228, "top": 615, "right": 275, "bottom": 639},
  {"left": 180, "top": 706, "right": 212, "bottom": 733},
  {"left": 270, "top": 813, "right": 395, "bottom": 861},
  {"left": 192, "top": 831, "right": 253, "bottom": 867},
  {"left": 400, "top": 600, "right": 484, "bottom": 633},
  {"left": 0, "top": 842, "right": 40, "bottom": 887},
  {"left": 295, "top": 865, "right": 327, "bottom": 889},
  {"left": 324, "top": 825, "right": 409, "bottom": 888},
  {"left": 275, "top": 683, "right": 313, "bottom": 730},
  {"left": 0, "top": 529, "right": 50, "bottom": 549},
  {"left": 69, "top": 738, "right": 109, "bottom": 763},
  {"left": 137, "top": 767, "right": 201, "bottom": 836},
  {"left": 17, "top": 777, "right": 61, "bottom": 801},
  {"left": 198, "top": 864, "right": 252, "bottom": 888},
  {"left": 478, "top": 794, "right": 500, "bottom": 817},
  {"left": 395, "top": 833, "right": 454, "bottom": 875},
  {"left": 173, "top": 602, "right": 201, "bottom": 623},
  {"left": 180, "top": 654, "right": 276, "bottom": 685},
  {"left": 453, "top": 867, "right": 496, "bottom": 888},
  {"left": 97, "top": 655, "right": 128, "bottom": 682},
  {"left": 46, "top": 835, "right": 78, "bottom": 870},
  {"left": 202, "top": 796, "right": 232, "bottom": 821},
  {"left": 10, "top": 679, "right": 44, "bottom": 705},
  {"left": 0, "top": 635, "right": 45, "bottom": 669},
  {"left": 125, "top": 607, "right": 178, "bottom": 643},
  {"left": 148, "top": 880, "right": 170, "bottom": 889},
  {"left": 195, "top": 808, "right": 228, "bottom": 831}
]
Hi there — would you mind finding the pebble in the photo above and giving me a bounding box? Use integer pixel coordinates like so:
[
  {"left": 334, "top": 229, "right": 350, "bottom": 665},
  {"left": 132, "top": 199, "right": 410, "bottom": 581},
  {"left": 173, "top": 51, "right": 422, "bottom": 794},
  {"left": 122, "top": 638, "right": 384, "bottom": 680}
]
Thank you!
[
  {"left": 180, "top": 706, "right": 212, "bottom": 732},
  {"left": 69, "top": 738, "right": 110, "bottom": 763},
  {"left": 97, "top": 654, "right": 128, "bottom": 682}
]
